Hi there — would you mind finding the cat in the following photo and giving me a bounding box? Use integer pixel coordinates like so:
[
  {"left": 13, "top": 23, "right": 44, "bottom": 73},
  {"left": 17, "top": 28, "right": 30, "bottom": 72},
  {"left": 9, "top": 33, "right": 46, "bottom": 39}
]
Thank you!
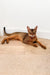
[{"left": 1, "top": 26, "right": 46, "bottom": 49}]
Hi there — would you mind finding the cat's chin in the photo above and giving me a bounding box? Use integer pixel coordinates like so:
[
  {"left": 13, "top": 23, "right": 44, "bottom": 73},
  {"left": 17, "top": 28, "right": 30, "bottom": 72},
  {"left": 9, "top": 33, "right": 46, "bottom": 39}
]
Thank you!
[{"left": 29, "top": 35, "right": 35, "bottom": 37}]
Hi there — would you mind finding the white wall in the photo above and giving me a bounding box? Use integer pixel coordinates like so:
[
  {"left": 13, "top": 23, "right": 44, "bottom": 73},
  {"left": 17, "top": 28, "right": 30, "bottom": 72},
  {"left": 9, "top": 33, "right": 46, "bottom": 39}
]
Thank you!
[{"left": 0, "top": 0, "right": 50, "bottom": 39}]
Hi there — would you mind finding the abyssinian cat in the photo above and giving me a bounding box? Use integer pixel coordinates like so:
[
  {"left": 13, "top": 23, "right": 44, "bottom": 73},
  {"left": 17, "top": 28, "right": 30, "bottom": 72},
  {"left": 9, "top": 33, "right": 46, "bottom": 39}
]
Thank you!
[{"left": 1, "top": 26, "right": 46, "bottom": 49}]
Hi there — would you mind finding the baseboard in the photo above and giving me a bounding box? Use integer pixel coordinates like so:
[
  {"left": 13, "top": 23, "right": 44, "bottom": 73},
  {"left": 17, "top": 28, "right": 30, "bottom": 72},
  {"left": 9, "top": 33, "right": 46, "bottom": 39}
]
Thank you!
[
  {"left": 37, "top": 31, "right": 50, "bottom": 39},
  {"left": 0, "top": 27, "right": 50, "bottom": 39}
]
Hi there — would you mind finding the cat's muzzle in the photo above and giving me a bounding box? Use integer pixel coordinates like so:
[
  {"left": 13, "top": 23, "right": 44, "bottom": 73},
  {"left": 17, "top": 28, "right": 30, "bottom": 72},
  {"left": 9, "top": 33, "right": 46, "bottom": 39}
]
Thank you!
[{"left": 29, "top": 35, "right": 35, "bottom": 37}]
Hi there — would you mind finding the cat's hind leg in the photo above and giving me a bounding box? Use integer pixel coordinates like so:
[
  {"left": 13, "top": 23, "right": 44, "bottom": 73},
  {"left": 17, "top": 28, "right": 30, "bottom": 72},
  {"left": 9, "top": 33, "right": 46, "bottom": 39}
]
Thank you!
[
  {"left": 1, "top": 34, "right": 17, "bottom": 44},
  {"left": 1, "top": 38, "right": 9, "bottom": 44}
]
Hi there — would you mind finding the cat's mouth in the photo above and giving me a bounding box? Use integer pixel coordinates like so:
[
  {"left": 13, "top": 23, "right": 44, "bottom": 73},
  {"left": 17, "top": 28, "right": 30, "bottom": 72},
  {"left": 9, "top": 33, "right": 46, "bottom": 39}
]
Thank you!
[{"left": 29, "top": 34, "right": 35, "bottom": 37}]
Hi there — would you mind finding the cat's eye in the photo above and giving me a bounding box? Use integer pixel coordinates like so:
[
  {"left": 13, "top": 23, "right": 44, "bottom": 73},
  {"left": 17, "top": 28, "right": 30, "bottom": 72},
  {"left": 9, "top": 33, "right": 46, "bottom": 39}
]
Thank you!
[{"left": 29, "top": 31, "right": 32, "bottom": 34}]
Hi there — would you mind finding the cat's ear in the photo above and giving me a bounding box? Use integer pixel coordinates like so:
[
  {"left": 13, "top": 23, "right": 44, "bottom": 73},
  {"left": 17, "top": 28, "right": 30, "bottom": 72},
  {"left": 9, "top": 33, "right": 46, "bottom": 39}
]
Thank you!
[
  {"left": 27, "top": 26, "right": 30, "bottom": 31},
  {"left": 34, "top": 26, "right": 38, "bottom": 31}
]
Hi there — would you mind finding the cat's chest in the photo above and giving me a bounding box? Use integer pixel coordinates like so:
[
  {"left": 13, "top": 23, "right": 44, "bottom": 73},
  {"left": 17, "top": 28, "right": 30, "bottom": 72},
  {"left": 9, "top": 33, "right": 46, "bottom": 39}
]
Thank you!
[{"left": 26, "top": 36, "right": 37, "bottom": 42}]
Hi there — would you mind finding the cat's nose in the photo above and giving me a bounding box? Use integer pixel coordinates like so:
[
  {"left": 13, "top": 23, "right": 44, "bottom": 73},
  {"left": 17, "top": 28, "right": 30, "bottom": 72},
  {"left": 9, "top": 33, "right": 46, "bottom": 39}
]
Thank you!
[{"left": 32, "top": 34, "right": 33, "bottom": 35}]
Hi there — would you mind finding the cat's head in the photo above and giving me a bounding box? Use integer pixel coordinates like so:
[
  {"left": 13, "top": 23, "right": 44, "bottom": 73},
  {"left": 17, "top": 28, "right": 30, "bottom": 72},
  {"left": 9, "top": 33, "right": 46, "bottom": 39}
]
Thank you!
[{"left": 27, "top": 26, "right": 38, "bottom": 37}]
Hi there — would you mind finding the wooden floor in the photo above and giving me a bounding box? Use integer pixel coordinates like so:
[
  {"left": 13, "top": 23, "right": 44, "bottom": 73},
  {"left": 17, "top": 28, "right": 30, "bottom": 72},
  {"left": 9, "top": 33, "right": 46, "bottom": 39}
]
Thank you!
[{"left": 0, "top": 36, "right": 50, "bottom": 75}]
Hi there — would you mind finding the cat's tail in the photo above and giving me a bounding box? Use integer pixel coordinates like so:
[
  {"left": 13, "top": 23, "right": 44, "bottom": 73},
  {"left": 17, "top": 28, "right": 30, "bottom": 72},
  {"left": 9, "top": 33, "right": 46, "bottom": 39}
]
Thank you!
[
  {"left": 4, "top": 27, "right": 11, "bottom": 36},
  {"left": 37, "top": 40, "right": 46, "bottom": 49}
]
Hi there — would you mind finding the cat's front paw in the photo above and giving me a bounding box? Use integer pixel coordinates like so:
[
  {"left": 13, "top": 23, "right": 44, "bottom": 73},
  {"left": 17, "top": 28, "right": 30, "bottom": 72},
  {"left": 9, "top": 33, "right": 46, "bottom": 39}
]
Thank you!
[
  {"left": 43, "top": 46, "right": 47, "bottom": 49},
  {"left": 33, "top": 44, "right": 38, "bottom": 47}
]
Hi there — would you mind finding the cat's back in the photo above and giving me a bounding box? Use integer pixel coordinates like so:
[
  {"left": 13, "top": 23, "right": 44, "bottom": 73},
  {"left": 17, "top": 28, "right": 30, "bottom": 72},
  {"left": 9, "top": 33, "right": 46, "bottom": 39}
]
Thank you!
[{"left": 18, "top": 32, "right": 27, "bottom": 38}]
